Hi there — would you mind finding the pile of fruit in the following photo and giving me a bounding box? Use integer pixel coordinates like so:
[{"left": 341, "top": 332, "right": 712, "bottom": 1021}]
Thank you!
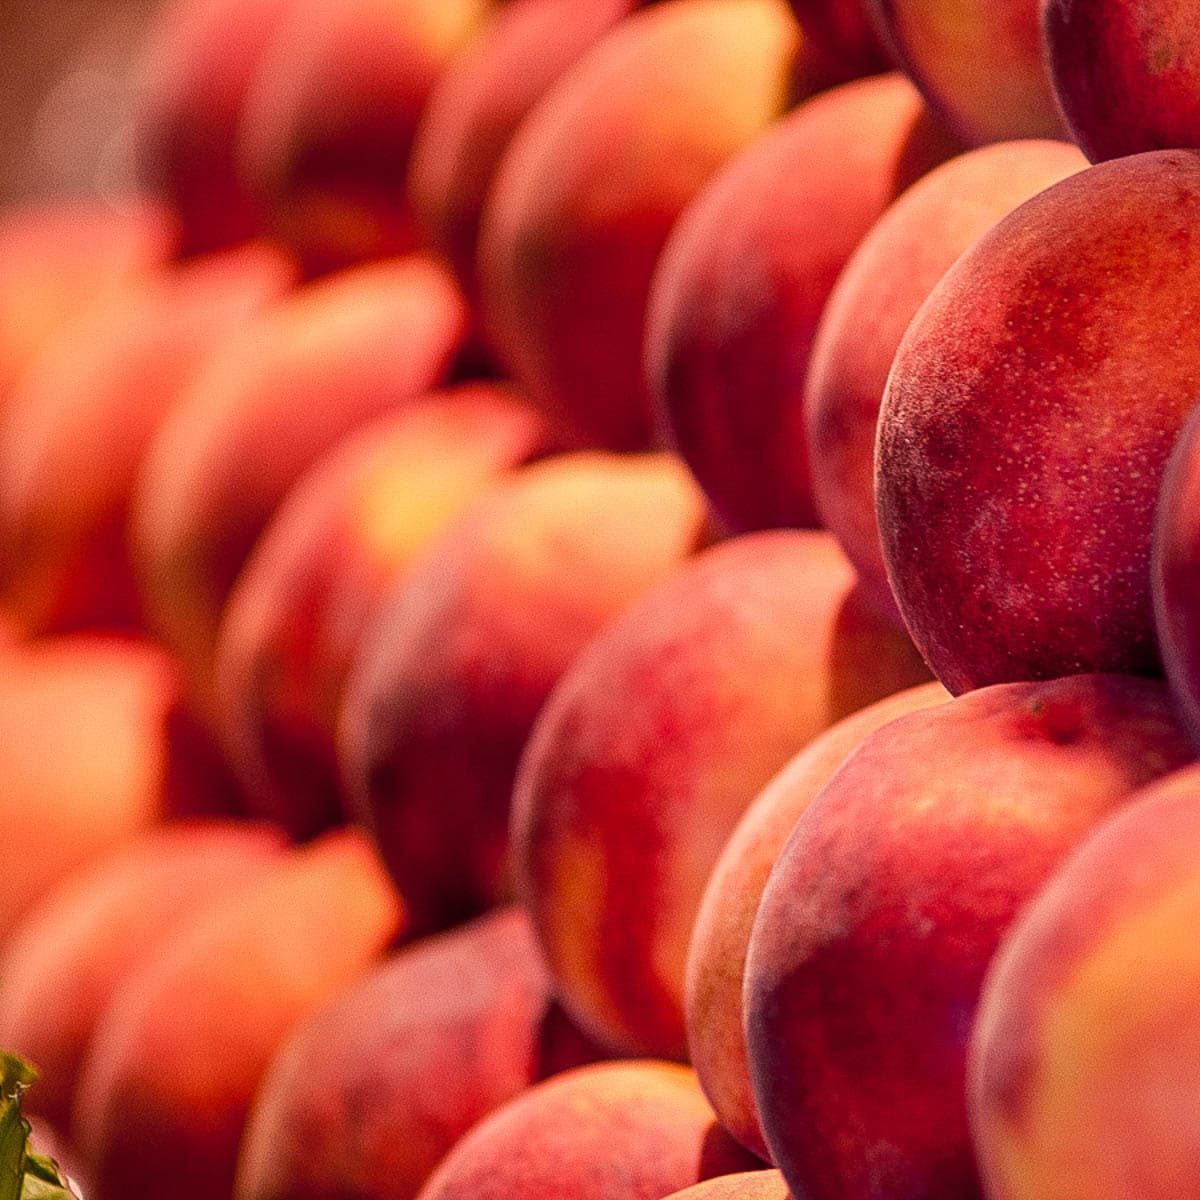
[{"left": 2, "top": 0, "right": 1199, "bottom": 1197}]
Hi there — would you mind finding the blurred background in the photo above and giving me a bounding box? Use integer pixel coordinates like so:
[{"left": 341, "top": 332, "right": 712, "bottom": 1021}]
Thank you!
[{"left": 0, "top": 0, "right": 159, "bottom": 205}]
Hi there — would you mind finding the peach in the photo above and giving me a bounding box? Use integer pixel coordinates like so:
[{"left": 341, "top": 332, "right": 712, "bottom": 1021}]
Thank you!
[
  {"left": 135, "top": 0, "right": 305, "bottom": 255},
  {"left": 877, "top": 149, "right": 1200, "bottom": 694},
  {"left": 686, "top": 681, "right": 949, "bottom": 1159},
  {"left": 513, "top": 530, "right": 930, "bottom": 1060},
  {"left": 0, "top": 822, "right": 286, "bottom": 1133},
  {"left": 478, "top": 0, "right": 822, "bottom": 451},
  {"left": 969, "top": 761, "right": 1200, "bottom": 1200},
  {"left": 744, "top": 674, "right": 1194, "bottom": 1200},
  {"left": 238, "top": 0, "right": 488, "bottom": 276},
  {"left": 340, "top": 451, "right": 708, "bottom": 934},
  {"left": 0, "top": 635, "right": 242, "bottom": 938},
  {"left": 1045, "top": 0, "right": 1200, "bottom": 163},
  {"left": 647, "top": 72, "right": 958, "bottom": 535},
  {"left": 131, "top": 255, "right": 467, "bottom": 714},
  {"left": 415, "top": 1061, "right": 759, "bottom": 1200},
  {"left": 1154, "top": 403, "right": 1200, "bottom": 747},
  {"left": 409, "top": 0, "right": 639, "bottom": 304},
  {"left": 0, "top": 241, "right": 294, "bottom": 635},
  {"left": 868, "top": 0, "right": 1064, "bottom": 144},
  {"left": 215, "top": 384, "right": 548, "bottom": 841},
  {"left": 666, "top": 1173, "right": 792, "bottom": 1200},
  {"left": 805, "top": 138, "right": 1087, "bottom": 622},
  {"left": 786, "top": 0, "right": 889, "bottom": 75},
  {"left": 236, "top": 907, "right": 603, "bottom": 1200},
  {"left": 0, "top": 201, "right": 174, "bottom": 411},
  {"left": 73, "top": 827, "right": 404, "bottom": 1200}
]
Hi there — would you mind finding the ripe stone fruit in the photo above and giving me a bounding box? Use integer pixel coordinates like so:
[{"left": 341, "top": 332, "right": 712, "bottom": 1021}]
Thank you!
[
  {"left": 877, "top": 149, "right": 1200, "bottom": 694},
  {"left": 745, "top": 674, "right": 1194, "bottom": 1200},
  {"left": 969, "top": 762, "right": 1200, "bottom": 1200}
]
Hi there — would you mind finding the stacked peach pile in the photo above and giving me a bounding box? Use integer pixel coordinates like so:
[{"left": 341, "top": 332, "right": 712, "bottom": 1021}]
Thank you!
[{"left": 3, "top": 0, "right": 1200, "bottom": 1197}]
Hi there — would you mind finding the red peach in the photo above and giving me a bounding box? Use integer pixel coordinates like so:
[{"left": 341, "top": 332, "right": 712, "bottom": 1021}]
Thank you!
[
  {"left": 686, "top": 681, "right": 949, "bottom": 1159},
  {"left": 745, "top": 674, "right": 1194, "bottom": 1200},
  {"left": 647, "top": 72, "right": 959, "bottom": 534},
  {"left": 1045, "top": 0, "right": 1200, "bottom": 163},
  {"left": 1154, "top": 402, "right": 1200, "bottom": 748},
  {"left": 785, "top": 0, "right": 890, "bottom": 75},
  {"left": 130, "top": 255, "right": 468, "bottom": 714},
  {"left": 340, "top": 451, "right": 708, "bottom": 934},
  {"left": 215, "top": 384, "right": 548, "bottom": 841},
  {"left": 414, "top": 1061, "right": 760, "bottom": 1200},
  {"left": 134, "top": 0, "right": 305, "bottom": 254},
  {"left": 235, "top": 907, "right": 602, "bottom": 1200},
  {"left": 0, "top": 241, "right": 294, "bottom": 634},
  {"left": 969, "top": 761, "right": 1200, "bottom": 1200},
  {"left": 868, "top": 0, "right": 1064, "bottom": 144},
  {"left": 513, "top": 530, "right": 930, "bottom": 1059},
  {"left": 409, "top": 0, "right": 639, "bottom": 305},
  {"left": 805, "top": 138, "right": 1086, "bottom": 622},
  {"left": 478, "top": 0, "right": 820, "bottom": 450},
  {"left": 238, "top": 0, "right": 488, "bottom": 276},
  {"left": 73, "top": 828, "right": 404, "bottom": 1200},
  {"left": 0, "top": 822, "right": 286, "bottom": 1133},
  {"left": 877, "top": 149, "right": 1200, "bottom": 694}
]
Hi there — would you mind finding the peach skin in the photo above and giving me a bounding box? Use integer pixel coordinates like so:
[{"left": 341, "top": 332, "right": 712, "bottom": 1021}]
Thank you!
[
  {"left": 215, "top": 384, "right": 548, "bottom": 841},
  {"left": 877, "top": 149, "right": 1200, "bottom": 694},
  {"left": 666, "top": 1173, "right": 793, "bottom": 1200},
  {"left": 685, "top": 681, "right": 949, "bottom": 1159},
  {"left": 340, "top": 451, "right": 709, "bottom": 934},
  {"left": 513, "top": 529, "right": 930, "bottom": 1060},
  {"left": 130, "top": 255, "right": 467, "bottom": 715},
  {"left": 478, "top": 0, "right": 821, "bottom": 451},
  {"left": 969, "top": 761, "right": 1200, "bottom": 1200},
  {"left": 744, "top": 674, "right": 1194, "bottom": 1200},
  {"left": 72, "top": 827, "right": 404, "bottom": 1200}
]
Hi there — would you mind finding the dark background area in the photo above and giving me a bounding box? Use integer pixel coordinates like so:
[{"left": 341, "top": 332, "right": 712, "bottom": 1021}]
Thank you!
[{"left": 0, "top": 0, "right": 162, "bottom": 205}]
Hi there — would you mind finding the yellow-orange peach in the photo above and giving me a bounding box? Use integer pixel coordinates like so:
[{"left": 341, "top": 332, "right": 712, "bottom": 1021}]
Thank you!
[
  {"left": 685, "top": 681, "right": 949, "bottom": 1158},
  {"left": 0, "top": 822, "right": 285, "bottom": 1133},
  {"left": 130, "top": 256, "right": 468, "bottom": 714},
  {"left": 666, "top": 1172, "right": 793, "bottom": 1200},
  {"left": 73, "top": 827, "right": 404, "bottom": 1200},
  {"left": 0, "top": 242, "right": 293, "bottom": 634}
]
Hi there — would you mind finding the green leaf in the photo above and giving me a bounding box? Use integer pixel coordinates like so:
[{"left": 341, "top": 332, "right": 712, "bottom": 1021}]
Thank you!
[{"left": 0, "top": 1058, "right": 75, "bottom": 1199}]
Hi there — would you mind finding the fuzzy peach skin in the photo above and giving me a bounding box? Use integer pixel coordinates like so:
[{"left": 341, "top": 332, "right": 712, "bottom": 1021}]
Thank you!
[
  {"left": 236, "top": 907, "right": 605, "bottom": 1200},
  {"left": 415, "top": 1061, "right": 760, "bottom": 1200},
  {"left": 0, "top": 822, "right": 286, "bottom": 1135},
  {"left": 130, "top": 255, "right": 467, "bottom": 715},
  {"left": 237, "top": 0, "right": 488, "bottom": 276},
  {"left": 73, "top": 827, "right": 404, "bottom": 1200},
  {"left": 877, "top": 150, "right": 1200, "bottom": 695},
  {"left": 478, "top": 0, "right": 825, "bottom": 451},
  {"left": 968, "top": 762, "right": 1200, "bottom": 1200},
  {"left": 0, "top": 242, "right": 294, "bottom": 636},
  {"left": 0, "top": 635, "right": 243, "bottom": 940},
  {"left": 215, "top": 385, "right": 548, "bottom": 842},
  {"left": 685, "top": 681, "right": 949, "bottom": 1160},
  {"left": 1154, "top": 402, "right": 1200, "bottom": 748},
  {"left": 867, "top": 0, "right": 1063, "bottom": 144},
  {"left": 0, "top": 201, "right": 174, "bottom": 412},
  {"left": 513, "top": 529, "right": 930, "bottom": 1060},
  {"left": 805, "top": 138, "right": 1086, "bottom": 623},
  {"left": 786, "top": 0, "right": 890, "bottom": 75},
  {"left": 666, "top": 1172, "right": 793, "bottom": 1200},
  {"left": 647, "top": 72, "right": 958, "bottom": 535},
  {"left": 409, "top": 0, "right": 640, "bottom": 305},
  {"left": 1045, "top": 0, "right": 1200, "bottom": 163},
  {"left": 134, "top": 0, "right": 305, "bottom": 255},
  {"left": 744, "top": 674, "right": 1194, "bottom": 1200},
  {"left": 340, "top": 452, "right": 708, "bottom": 934}
]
